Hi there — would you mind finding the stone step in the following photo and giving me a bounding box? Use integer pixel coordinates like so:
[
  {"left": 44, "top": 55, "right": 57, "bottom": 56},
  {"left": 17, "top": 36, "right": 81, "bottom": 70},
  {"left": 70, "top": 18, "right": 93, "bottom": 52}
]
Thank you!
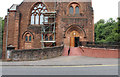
[{"left": 63, "top": 47, "right": 82, "bottom": 56}]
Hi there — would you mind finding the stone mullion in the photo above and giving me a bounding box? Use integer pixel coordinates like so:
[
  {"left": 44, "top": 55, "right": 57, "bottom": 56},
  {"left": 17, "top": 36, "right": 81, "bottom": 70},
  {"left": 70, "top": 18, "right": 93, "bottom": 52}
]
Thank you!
[
  {"left": 39, "top": 14, "right": 40, "bottom": 25},
  {"left": 34, "top": 14, "right": 36, "bottom": 24},
  {"left": 73, "top": 6, "right": 75, "bottom": 15}
]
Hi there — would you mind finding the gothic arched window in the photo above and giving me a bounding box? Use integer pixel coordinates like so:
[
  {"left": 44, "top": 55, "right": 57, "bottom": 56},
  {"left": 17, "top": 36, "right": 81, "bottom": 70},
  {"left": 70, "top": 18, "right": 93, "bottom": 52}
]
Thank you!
[
  {"left": 40, "top": 14, "right": 44, "bottom": 24},
  {"left": 31, "top": 14, "right": 34, "bottom": 24},
  {"left": 25, "top": 33, "right": 32, "bottom": 42},
  {"left": 23, "top": 32, "right": 34, "bottom": 49},
  {"left": 69, "top": 3, "right": 80, "bottom": 15},
  {"left": 25, "top": 36, "right": 28, "bottom": 42},
  {"left": 75, "top": 6, "right": 79, "bottom": 14},
  {"left": 29, "top": 36, "right": 31, "bottom": 41},
  {"left": 30, "top": 3, "right": 48, "bottom": 25},
  {"left": 35, "top": 14, "right": 39, "bottom": 24},
  {"left": 69, "top": 6, "right": 73, "bottom": 15}
]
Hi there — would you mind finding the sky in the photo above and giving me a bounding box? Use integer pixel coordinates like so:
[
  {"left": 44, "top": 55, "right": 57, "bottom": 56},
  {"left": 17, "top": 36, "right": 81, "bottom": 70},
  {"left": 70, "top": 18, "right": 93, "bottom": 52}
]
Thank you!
[{"left": 0, "top": 0, "right": 119, "bottom": 23}]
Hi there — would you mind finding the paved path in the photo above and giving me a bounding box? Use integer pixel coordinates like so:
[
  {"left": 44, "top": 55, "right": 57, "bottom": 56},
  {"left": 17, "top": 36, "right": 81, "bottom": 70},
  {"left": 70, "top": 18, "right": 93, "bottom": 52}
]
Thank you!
[{"left": 1, "top": 56, "right": 118, "bottom": 66}]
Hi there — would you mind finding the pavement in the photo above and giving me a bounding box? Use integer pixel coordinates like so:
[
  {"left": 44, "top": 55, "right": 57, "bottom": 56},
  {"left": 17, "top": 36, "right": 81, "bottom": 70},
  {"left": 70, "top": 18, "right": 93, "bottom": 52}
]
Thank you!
[{"left": 1, "top": 56, "right": 119, "bottom": 66}]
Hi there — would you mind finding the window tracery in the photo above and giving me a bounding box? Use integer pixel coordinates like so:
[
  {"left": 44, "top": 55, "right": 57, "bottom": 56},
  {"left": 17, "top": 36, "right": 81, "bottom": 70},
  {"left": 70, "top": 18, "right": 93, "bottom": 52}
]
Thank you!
[{"left": 30, "top": 3, "right": 48, "bottom": 25}]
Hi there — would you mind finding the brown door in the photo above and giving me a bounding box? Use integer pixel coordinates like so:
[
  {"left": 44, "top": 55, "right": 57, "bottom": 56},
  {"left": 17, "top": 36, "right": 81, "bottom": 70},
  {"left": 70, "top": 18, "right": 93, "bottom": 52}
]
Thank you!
[
  {"left": 70, "top": 31, "right": 80, "bottom": 47},
  {"left": 70, "top": 37, "right": 75, "bottom": 47}
]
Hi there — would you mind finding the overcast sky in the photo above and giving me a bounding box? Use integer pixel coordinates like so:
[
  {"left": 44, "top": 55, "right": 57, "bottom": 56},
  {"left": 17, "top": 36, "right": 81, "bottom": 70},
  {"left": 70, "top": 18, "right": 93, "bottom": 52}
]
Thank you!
[{"left": 0, "top": 0, "right": 119, "bottom": 23}]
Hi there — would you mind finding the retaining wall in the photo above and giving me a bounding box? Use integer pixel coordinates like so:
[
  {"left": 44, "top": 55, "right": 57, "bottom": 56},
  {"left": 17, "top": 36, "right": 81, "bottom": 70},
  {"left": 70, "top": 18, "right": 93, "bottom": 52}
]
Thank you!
[
  {"left": 12, "top": 46, "right": 64, "bottom": 61},
  {"left": 81, "top": 47, "right": 119, "bottom": 58},
  {"left": 63, "top": 47, "right": 120, "bottom": 58}
]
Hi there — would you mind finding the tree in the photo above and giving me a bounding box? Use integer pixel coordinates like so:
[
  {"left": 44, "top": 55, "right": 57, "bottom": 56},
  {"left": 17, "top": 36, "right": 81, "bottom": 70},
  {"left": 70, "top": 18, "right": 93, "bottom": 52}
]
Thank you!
[
  {"left": 117, "top": 17, "right": 120, "bottom": 26},
  {"left": 117, "top": 17, "right": 120, "bottom": 33},
  {"left": 0, "top": 17, "right": 4, "bottom": 58},
  {"left": 95, "top": 18, "right": 120, "bottom": 43}
]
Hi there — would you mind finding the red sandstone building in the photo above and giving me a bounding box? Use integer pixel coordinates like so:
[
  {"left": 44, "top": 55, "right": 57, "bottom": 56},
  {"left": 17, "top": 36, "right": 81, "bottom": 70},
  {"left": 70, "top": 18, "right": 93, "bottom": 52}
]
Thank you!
[{"left": 2, "top": 0, "right": 94, "bottom": 59}]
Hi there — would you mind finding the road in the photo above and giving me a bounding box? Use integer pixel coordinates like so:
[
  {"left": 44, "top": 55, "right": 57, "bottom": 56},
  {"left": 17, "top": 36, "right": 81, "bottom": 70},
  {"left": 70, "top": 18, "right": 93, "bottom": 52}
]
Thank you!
[
  {"left": 1, "top": 56, "right": 119, "bottom": 75},
  {"left": 2, "top": 65, "right": 118, "bottom": 75}
]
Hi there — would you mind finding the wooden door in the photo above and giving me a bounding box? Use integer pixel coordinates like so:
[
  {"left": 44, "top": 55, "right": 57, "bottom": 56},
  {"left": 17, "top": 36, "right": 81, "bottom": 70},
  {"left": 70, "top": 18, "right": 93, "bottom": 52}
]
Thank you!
[
  {"left": 70, "top": 31, "right": 80, "bottom": 47},
  {"left": 70, "top": 37, "right": 75, "bottom": 47}
]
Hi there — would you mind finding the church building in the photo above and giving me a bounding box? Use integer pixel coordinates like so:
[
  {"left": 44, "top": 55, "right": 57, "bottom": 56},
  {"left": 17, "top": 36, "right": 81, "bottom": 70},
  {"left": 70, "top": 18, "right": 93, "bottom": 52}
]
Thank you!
[{"left": 2, "top": 0, "right": 94, "bottom": 59}]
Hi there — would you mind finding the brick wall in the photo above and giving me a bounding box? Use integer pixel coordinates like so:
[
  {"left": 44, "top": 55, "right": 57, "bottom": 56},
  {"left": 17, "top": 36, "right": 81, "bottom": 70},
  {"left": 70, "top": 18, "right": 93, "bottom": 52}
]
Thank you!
[
  {"left": 63, "top": 47, "right": 119, "bottom": 58},
  {"left": 81, "top": 47, "right": 120, "bottom": 58},
  {"left": 11, "top": 46, "right": 64, "bottom": 61}
]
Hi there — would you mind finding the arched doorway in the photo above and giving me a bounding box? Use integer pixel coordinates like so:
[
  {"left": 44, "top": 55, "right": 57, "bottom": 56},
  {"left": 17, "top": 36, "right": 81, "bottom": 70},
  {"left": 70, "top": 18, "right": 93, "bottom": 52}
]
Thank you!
[
  {"left": 63, "top": 25, "right": 85, "bottom": 56},
  {"left": 64, "top": 25, "right": 85, "bottom": 48},
  {"left": 70, "top": 31, "right": 80, "bottom": 47}
]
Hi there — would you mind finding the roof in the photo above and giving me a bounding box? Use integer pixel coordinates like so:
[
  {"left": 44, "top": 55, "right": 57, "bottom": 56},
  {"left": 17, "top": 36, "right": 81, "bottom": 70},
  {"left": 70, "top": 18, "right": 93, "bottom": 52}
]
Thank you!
[{"left": 9, "top": 4, "right": 18, "bottom": 11}]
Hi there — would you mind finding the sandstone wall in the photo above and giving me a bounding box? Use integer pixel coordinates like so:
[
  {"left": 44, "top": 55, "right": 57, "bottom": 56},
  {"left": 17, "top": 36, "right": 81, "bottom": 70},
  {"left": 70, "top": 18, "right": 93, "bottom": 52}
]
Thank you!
[{"left": 12, "top": 46, "right": 64, "bottom": 61}]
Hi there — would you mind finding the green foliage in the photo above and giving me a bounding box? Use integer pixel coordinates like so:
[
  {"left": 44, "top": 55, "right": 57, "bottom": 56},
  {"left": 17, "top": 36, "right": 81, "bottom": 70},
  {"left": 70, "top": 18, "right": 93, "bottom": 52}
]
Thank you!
[
  {"left": 95, "top": 18, "right": 120, "bottom": 43},
  {"left": 0, "top": 17, "right": 4, "bottom": 58}
]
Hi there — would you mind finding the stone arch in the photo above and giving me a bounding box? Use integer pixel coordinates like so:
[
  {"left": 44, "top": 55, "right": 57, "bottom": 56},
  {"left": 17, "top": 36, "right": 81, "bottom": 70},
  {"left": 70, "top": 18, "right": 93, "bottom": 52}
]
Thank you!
[
  {"left": 65, "top": 25, "right": 87, "bottom": 38},
  {"left": 29, "top": 2, "right": 49, "bottom": 25},
  {"left": 22, "top": 31, "right": 34, "bottom": 39},
  {"left": 67, "top": 2, "right": 80, "bottom": 9},
  {"left": 64, "top": 25, "right": 86, "bottom": 47},
  {"left": 67, "top": 2, "right": 81, "bottom": 15},
  {"left": 30, "top": 2, "right": 49, "bottom": 12}
]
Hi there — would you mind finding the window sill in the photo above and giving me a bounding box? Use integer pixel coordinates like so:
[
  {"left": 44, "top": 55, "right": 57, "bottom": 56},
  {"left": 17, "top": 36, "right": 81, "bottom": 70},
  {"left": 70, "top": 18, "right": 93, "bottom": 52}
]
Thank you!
[{"left": 25, "top": 41, "right": 32, "bottom": 43}]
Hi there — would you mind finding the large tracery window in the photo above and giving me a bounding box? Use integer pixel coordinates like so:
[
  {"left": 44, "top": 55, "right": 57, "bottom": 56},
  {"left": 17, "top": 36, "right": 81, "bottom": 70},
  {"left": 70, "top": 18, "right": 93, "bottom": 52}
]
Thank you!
[
  {"left": 30, "top": 3, "right": 48, "bottom": 25},
  {"left": 40, "top": 14, "right": 44, "bottom": 24},
  {"left": 31, "top": 14, "right": 34, "bottom": 24},
  {"left": 35, "top": 14, "right": 39, "bottom": 24}
]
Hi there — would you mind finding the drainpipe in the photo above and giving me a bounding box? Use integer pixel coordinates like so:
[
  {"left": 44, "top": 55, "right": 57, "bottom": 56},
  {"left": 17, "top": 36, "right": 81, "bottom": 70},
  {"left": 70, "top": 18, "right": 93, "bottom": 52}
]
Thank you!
[{"left": 6, "top": 9, "right": 9, "bottom": 59}]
